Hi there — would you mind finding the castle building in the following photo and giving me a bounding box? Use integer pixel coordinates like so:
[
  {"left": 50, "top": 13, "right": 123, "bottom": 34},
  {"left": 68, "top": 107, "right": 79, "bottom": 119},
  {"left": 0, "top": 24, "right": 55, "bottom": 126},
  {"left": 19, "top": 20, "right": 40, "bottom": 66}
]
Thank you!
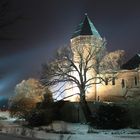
[{"left": 66, "top": 14, "right": 140, "bottom": 102}]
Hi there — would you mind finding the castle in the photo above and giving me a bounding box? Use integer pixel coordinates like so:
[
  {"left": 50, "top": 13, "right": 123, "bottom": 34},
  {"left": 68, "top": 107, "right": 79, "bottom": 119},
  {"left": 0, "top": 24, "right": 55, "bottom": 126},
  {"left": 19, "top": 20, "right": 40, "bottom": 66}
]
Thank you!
[{"left": 66, "top": 14, "right": 140, "bottom": 102}]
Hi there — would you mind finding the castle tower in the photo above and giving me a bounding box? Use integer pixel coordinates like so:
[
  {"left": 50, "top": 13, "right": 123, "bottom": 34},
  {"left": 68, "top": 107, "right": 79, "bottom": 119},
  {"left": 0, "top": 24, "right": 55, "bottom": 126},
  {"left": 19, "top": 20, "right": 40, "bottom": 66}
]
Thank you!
[{"left": 68, "top": 14, "right": 105, "bottom": 101}]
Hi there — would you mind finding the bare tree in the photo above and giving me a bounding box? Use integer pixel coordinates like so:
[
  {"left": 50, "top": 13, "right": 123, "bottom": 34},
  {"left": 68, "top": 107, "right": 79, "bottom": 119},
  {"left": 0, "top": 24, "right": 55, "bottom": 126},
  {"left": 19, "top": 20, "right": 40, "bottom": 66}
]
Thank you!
[
  {"left": 41, "top": 43, "right": 125, "bottom": 122},
  {"left": 41, "top": 40, "right": 105, "bottom": 121}
]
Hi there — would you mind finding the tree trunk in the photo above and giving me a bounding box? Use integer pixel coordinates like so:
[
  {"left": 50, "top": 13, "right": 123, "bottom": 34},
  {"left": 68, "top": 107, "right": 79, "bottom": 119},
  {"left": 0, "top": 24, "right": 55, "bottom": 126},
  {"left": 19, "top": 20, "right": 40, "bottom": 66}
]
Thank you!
[{"left": 80, "top": 94, "right": 92, "bottom": 123}]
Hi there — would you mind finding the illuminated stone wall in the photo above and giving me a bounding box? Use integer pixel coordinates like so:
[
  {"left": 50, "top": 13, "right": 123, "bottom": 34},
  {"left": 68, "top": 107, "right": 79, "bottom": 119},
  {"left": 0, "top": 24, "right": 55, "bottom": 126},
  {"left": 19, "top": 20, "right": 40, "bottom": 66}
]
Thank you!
[
  {"left": 96, "top": 69, "right": 140, "bottom": 102},
  {"left": 65, "top": 69, "right": 140, "bottom": 102}
]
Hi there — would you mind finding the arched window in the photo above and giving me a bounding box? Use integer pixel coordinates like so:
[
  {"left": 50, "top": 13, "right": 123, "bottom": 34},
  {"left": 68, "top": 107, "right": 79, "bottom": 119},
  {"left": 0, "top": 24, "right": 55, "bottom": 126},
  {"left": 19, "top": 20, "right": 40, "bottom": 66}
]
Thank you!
[
  {"left": 105, "top": 78, "right": 108, "bottom": 85},
  {"left": 135, "top": 77, "right": 138, "bottom": 86},
  {"left": 121, "top": 79, "right": 125, "bottom": 88},
  {"left": 112, "top": 77, "right": 115, "bottom": 85}
]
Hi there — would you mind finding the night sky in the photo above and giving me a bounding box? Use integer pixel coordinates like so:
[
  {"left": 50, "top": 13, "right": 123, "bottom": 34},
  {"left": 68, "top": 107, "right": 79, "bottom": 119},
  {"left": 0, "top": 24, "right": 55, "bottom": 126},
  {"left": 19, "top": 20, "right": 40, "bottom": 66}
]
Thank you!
[{"left": 0, "top": 0, "right": 140, "bottom": 98}]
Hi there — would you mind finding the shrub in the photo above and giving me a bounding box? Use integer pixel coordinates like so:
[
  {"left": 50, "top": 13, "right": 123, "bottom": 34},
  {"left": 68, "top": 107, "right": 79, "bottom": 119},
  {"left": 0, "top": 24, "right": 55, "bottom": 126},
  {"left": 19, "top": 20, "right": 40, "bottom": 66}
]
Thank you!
[
  {"left": 26, "top": 108, "right": 53, "bottom": 127},
  {"left": 127, "top": 100, "right": 140, "bottom": 128},
  {"left": 91, "top": 103, "right": 131, "bottom": 129},
  {"left": 9, "top": 97, "right": 36, "bottom": 119},
  {"left": 26, "top": 92, "right": 55, "bottom": 127}
]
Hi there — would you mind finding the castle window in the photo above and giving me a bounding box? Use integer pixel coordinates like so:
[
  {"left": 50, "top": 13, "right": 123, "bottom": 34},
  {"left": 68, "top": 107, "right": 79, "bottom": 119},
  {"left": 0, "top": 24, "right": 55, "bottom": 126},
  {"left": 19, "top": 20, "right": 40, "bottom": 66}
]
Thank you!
[
  {"left": 135, "top": 77, "right": 138, "bottom": 86},
  {"left": 105, "top": 78, "right": 108, "bottom": 85},
  {"left": 112, "top": 77, "right": 115, "bottom": 85},
  {"left": 121, "top": 79, "right": 125, "bottom": 88}
]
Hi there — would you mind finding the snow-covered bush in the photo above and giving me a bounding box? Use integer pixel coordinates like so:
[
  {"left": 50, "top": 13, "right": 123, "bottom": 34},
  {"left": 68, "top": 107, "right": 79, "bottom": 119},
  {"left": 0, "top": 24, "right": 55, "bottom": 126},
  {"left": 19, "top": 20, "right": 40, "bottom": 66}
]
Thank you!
[
  {"left": 9, "top": 78, "right": 52, "bottom": 120},
  {"left": 10, "top": 78, "right": 47, "bottom": 103}
]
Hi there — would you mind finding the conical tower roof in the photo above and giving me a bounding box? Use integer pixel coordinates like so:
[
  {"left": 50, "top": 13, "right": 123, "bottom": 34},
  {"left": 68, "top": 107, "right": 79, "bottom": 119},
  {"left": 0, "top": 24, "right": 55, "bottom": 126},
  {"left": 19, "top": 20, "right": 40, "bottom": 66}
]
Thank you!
[{"left": 72, "top": 14, "right": 101, "bottom": 38}]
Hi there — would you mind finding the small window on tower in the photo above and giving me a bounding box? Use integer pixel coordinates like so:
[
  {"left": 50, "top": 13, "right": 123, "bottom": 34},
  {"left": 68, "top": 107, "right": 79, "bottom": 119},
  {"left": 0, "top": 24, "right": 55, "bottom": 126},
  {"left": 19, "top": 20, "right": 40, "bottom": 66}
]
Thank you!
[
  {"left": 112, "top": 77, "right": 115, "bottom": 85},
  {"left": 122, "top": 79, "right": 125, "bottom": 88}
]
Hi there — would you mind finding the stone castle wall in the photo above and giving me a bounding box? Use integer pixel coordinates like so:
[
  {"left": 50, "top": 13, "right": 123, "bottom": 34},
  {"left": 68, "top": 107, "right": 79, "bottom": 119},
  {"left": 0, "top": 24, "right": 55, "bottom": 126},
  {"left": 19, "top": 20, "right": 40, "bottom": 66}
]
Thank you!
[{"left": 88, "top": 69, "right": 140, "bottom": 102}]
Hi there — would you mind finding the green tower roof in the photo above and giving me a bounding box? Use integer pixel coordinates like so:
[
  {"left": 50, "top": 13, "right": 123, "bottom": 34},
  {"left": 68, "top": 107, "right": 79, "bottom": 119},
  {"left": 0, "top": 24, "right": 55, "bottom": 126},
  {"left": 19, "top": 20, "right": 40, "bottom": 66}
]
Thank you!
[{"left": 72, "top": 14, "right": 101, "bottom": 38}]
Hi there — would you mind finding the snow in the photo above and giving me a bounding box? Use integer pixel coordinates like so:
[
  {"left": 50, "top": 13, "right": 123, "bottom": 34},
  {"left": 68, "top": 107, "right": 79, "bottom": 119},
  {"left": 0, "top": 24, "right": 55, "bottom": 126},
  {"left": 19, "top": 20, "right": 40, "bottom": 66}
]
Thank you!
[{"left": 1, "top": 111, "right": 140, "bottom": 140}]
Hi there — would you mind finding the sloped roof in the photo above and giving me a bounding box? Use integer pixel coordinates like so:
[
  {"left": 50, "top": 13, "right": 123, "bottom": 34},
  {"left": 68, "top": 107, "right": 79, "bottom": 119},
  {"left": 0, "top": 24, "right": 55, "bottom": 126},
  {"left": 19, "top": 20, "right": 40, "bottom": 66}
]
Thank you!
[
  {"left": 72, "top": 14, "right": 101, "bottom": 38},
  {"left": 121, "top": 54, "right": 140, "bottom": 70}
]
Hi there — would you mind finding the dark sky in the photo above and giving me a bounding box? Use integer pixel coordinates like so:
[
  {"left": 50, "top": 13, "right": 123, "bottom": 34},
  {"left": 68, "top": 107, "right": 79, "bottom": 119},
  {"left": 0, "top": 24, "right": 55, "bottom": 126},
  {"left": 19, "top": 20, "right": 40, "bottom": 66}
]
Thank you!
[{"left": 0, "top": 0, "right": 140, "bottom": 98}]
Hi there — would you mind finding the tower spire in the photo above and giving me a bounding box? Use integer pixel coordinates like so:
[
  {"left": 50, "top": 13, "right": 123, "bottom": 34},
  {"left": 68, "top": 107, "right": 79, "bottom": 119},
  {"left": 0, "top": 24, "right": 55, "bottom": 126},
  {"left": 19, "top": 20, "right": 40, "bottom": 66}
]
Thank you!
[
  {"left": 72, "top": 14, "right": 101, "bottom": 38},
  {"left": 85, "top": 13, "right": 88, "bottom": 16}
]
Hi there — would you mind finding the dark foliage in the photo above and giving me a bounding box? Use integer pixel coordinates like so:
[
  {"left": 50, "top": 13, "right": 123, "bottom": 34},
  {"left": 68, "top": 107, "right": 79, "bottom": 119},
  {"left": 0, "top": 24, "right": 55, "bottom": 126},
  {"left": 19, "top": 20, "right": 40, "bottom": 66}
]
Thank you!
[
  {"left": 53, "top": 100, "right": 66, "bottom": 120},
  {"left": 9, "top": 98, "right": 36, "bottom": 119},
  {"left": 91, "top": 104, "right": 131, "bottom": 129},
  {"left": 127, "top": 101, "right": 140, "bottom": 129},
  {"left": 26, "top": 108, "right": 53, "bottom": 127},
  {"left": 26, "top": 93, "right": 64, "bottom": 127},
  {"left": 26, "top": 93, "right": 53, "bottom": 126}
]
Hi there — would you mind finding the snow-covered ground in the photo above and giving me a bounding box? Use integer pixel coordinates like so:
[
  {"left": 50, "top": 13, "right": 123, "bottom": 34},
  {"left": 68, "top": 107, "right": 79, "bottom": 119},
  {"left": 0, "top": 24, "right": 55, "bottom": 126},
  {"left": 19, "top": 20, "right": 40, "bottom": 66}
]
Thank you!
[{"left": 1, "top": 111, "right": 140, "bottom": 140}]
